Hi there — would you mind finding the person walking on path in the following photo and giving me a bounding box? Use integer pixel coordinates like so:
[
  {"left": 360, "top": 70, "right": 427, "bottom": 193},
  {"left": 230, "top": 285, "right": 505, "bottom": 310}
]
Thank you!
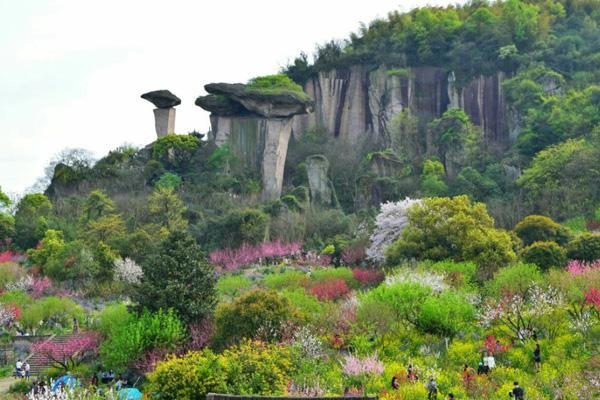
[
  {"left": 427, "top": 377, "right": 438, "bottom": 400},
  {"left": 510, "top": 381, "right": 525, "bottom": 400},
  {"left": 533, "top": 343, "right": 541, "bottom": 372},
  {"left": 15, "top": 359, "right": 22, "bottom": 379},
  {"left": 24, "top": 362, "right": 30, "bottom": 380}
]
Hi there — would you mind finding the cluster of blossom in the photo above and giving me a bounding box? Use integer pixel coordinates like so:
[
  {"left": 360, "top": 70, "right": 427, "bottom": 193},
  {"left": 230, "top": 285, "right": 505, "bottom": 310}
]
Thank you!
[
  {"left": 569, "top": 309, "right": 595, "bottom": 334},
  {"left": 186, "top": 319, "right": 214, "bottom": 351},
  {"left": 27, "top": 385, "right": 117, "bottom": 400},
  {"left": 209, "top": 241, "right": 302, "bottom": 272},
  {"left": 385, "top": 269, "right": 448, "bottom": 293},
  {"left": 566, "top": 259, "right": 600, "bottom": 276},
  {"left": 0, "top": 303, "right": 19, "bottom": 326},
  {"left": 336, "top": 296, "right": 359, "bottom": 333},
  {"left": 286, "top": 380, "right": 325, "bottom": 397},
  {"left": 113, "top": 258, "right": 143, "bottom": 284},
  {"left": 366, "top": 198, "right": 421, "bottom": 263},
  {"left": 5, "top": 275, "right": 53, "bottom": 298},
  {"left": 352, "top": 268, "right": 384, "bottom": 287},
  {"left": 0, "top": 250, "right": 25, "bottom": 263},
  {"left": 478, "top": 285, "right": 562, "bottom": 337},
  {"left": 31, "top": 332, "right": 101, "bottom": 368},
  {"left": 482, "top": 335, "right": 509, "bottom": 355},
  {"left": 341, "top": 354, "right": 384, "bottom": 376},
  {"left": 309, "top": 278, "right": 350, "bottom": 301},
  {"left": 585, "top": 288, "right": 600, "bottom": 310},
  {"left": 291, "top": 326, "right": 324, "bottom": 359},
  {"left": 133, "top": 347, "right": 170, "bottom": 373},
  {"left": 341, "top": 245, "right": 366, "bottom": 266}
]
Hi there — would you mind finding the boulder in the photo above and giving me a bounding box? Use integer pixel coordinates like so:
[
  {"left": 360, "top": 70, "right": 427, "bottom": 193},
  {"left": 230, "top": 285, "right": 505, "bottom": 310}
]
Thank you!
[
  {"left": 306, "top": 154, "right": 334, "bottom": 206},
  {"left": 195, "top": 94, "right": 251, "bottom": 116},
  {"left": 141, "top": 90, "right": 181, "bottom": 109}
]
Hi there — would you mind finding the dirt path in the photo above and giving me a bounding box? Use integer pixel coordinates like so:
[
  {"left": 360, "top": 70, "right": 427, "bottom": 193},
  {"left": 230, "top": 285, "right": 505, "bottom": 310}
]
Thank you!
[{"left": 0, "top": 376, "right": 16, "bottom": 395}]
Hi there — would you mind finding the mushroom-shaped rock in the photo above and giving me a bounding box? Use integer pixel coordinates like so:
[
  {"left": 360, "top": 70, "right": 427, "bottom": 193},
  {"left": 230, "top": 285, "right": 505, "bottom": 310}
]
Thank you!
[
  {"left": 202, "top": 82, "right": 312, "bottom": 118},
  {"left": 141, "top": 90, "right": 181, "bottom": 109},
  {"left": 194, "top": 94, "right": 251, "bottom": 116}
]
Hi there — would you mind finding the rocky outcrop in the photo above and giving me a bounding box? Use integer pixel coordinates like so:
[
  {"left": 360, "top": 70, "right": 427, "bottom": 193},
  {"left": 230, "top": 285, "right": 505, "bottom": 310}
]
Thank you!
[
  {"left": 197, "top": 83, "right": 311, "bottom": 200},
  {"left": 141, "top": 90, "right": 181, "bottom": 138},
  {"left": 305, "top": 155, "right": 335, "bottom": 206},
  {"left": 292, "top": 66, "right": 510, "bottom": 149}
]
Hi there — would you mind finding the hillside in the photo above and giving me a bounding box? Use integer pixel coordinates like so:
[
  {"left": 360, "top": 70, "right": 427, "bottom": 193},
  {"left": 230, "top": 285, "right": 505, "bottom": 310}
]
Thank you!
[{"left": 0, "top": 0, "right": 599, "bottom": 399}]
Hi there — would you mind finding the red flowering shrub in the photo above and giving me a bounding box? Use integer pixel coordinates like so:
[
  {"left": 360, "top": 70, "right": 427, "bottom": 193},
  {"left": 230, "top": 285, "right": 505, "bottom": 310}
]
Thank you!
[
  {"left": 481, "top": 335, "right": 510, "bottom": 355},
  {"left": 309, "top": 278, "right": 350, "bottom": 301},
  {"left": 341, "top": 246, "right": 366, "bottom": 266},
  {"left": 352, "top": 268, "right": 384, "bottom": 287},
  {"left": 0, "top": 250, "right": 15, "bottom": 263},
  {"left": 585, "top": 288, "right": 600, "bottom": 310}
]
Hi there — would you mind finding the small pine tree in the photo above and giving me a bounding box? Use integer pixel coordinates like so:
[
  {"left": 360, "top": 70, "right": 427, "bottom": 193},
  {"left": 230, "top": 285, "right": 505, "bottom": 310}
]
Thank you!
[{"left": 133, "top": 231, "right": 217, "bottom": 324}]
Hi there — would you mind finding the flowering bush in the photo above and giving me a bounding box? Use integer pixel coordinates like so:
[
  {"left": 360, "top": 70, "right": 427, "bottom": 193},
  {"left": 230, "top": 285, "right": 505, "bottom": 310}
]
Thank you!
[
  {"left": 367, "top": 198, "right": 421, "bottom": 263},
  {"left": 385, "top": 269, "right": 448, "bottom": 293},
  {"left": 5, "top": 275, "right": 53, "bottom": 298},
  {"left": 341, "top": 353, "right": 384, "bottom": 390},
  {"left": 479, "top": 285, "right": 562, "bottom": 340},
  {"left": 291, "top": 326, "right": 324, "bottom": 359},
  {"left": 209, "top": 241, "right": 301, "bottom": 272},
  {"left": 113, "top": 257, "right": 143, "bottom": 284},
  {"left": 341, "top": 245, "right": 367, "bottom": 266},
  {"left": 352, "top": 268, "right": 385, "bottom": 288},
  {"left": 566, "top": 259, "right": 600, "bottom": 276},
  {"left": 0, "top": 303, "right": 20, "bottom": 327},
  {"left": 309, "top": 278, "right": 350, "bottom": 301},
  {"left": 31, "top": 331, "right": 101, "bottom": 370},
  {"left": 585, "top": 287, "right": 600, "bottom": 311},
  {"left": 481, "top": 335, "right": 510, "bottom": 355}
]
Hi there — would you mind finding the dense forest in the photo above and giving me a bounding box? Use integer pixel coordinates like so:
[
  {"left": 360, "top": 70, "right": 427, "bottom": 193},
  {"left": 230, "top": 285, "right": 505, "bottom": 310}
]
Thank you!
[{"left": 0, "top": 0, "right": 599, "bottom": 399}]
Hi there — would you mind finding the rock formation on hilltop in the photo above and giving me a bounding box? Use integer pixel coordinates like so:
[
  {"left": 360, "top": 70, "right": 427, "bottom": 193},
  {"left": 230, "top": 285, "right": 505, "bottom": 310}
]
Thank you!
[{"left": 196, "top": 82, "right": 312, "bottom": 200}]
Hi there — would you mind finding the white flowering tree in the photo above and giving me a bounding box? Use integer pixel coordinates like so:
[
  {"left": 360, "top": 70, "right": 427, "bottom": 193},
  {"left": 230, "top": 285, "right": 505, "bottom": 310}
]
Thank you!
[
  {"left": 113, "top": 258, "right": 143, "bottom": 284},
  {"left": 479, "top": 284, "right": 562, "bottom": 341},
  {"left": 367, "top": 198, "right": 421, "bottom": 263}
]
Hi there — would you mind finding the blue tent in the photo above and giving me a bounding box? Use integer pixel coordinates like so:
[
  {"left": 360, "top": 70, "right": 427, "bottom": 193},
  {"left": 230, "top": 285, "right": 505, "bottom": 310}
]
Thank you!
[
  {"left": 51, "top": 375, "right": 79, "bottom": 392},
  {"left": 118, "top": 388, "right": 143, "bottom": 400}
]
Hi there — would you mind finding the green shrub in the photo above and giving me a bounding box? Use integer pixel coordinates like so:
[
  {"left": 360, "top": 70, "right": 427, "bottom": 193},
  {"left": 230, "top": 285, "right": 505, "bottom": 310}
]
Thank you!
[
  {"left": 155, "top": 172, "right": 182, "bottom": 190},
  {"left": 148, "top": 340, "right": 292, "bottom": 400},
  {"left": 563, "top": 216, "right": 588, "bottom": 233},
  {"left": 416, "top": 291, "right": 475, "bottom": 337},
  {"left": 214, "top": 290, "right": 299, "bottom": 349},
  {"left": 94, "top": 303, "right": 133, "bottom": 337},
  {"left": 152, "top": 134, "right": 200, "bottom": 170},
  {"left": 280, "top": 289, "right": 323, "bottom": 321},
  {"left": 514, "top": 215, "right": 571, "bottom": 246},
  {"left": 521, "top": 241, "right": 567, "bottom": 270},
  {"left": 216, "top": 275, "right": 253, "bottom": 300},
  {"left": 20, "top": 296, "right": 84, "bottom": 334},
  {"left": 486, "top": 263, "right": 542, "bottom": 297},
  {"left": 8, "top": 380, "right": 32, "bottom": 394},
  {"left": 566, "top": 233, "right": 600, "bottom": 261},
  {"left": 263, "top": 270, "right": 307, "bottom": 290},
  {"left": 426, "top": 260, "right": 477, "bottom": 286},
  {"left": 247, "top": 74, "right": 307, "bottom": 98},
  {"left": 100, "top": 309, "right": 185, "bottom": 370},
  {"left": 311, "top": 267, "right": 356, "bottom": 288}
]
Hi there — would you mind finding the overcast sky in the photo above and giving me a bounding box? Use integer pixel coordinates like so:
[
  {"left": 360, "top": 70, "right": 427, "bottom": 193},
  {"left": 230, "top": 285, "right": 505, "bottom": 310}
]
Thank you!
[{"left": 0, "top": 0, "right": 464, "bottom": 195}]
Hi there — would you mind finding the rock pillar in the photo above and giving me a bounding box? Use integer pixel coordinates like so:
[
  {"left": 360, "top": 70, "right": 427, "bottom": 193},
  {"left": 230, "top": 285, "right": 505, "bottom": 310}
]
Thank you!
[{"left": 141, "top": 90, "right": 181, "bottom": 138}]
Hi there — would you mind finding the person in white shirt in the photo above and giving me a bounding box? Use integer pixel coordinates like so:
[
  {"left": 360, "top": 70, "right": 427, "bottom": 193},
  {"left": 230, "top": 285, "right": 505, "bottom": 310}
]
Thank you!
[
  {"left": 15, "top": 359, "right": 22, "bottom": 378},
  {"left": 24, "top": 362, "right": 30, "bottom": 379},
  {"left": 484, "top": 352, "right": 496, "bottom": 369}
]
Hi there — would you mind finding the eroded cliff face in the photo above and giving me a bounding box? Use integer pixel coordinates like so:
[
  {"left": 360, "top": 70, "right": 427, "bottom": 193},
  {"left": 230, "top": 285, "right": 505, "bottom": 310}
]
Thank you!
[{"left": 292, "top": 65, "right": 511, "bottom": 149}]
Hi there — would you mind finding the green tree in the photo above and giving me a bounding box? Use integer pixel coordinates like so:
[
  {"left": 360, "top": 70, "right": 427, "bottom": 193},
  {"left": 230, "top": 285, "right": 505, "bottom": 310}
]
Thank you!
[
  {"left": 566, "top": 233, "right": 600, "bottom": 262},
  {"left": 416, "top": 291, "right": 475, "bottom": 337},
  {"left": 386, "top": 196, "right": 516, "bottom": 270},
  {"left": 420, "top": 159, "right": 448, "bottom": 196},
  {"left": 82, "top": 190, "right": 115, "bottom": 222},
  {"left": 14, "top": 193, "right": 52, "bottom": 249},
  {"left": 133, "top": 231, "right": 217, "bottom": 324},
  {"left": 485, "top": 262, "right": 542, "bottom": 297},
  {"left": 518, "top": 139, "right": 600, "bottom": 219},
  {"left": 0, "top": 187, "right": 14, "bottom": 245},
  {"left": 147, "top": 187, "right": 188, "bottom": 233},
  {"left": 521, "top": 241, "right": 567, "bottom": 270}
]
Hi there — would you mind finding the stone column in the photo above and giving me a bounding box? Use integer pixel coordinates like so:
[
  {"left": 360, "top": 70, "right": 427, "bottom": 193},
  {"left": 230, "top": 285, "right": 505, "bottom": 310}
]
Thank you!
[
  {"left": 141, "top": 90, "right": 181, "bottom": 138},
  {"left": 261, "top": 118, "right": 293, "bottom": 201}
]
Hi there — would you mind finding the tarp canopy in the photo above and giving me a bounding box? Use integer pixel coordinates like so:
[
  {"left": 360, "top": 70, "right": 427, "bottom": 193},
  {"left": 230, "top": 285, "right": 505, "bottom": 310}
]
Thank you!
[
  {"left": 118, "top": 387, "right": 143, "bottom": 400},
  {"left": 51, "top": 375, "right": 79, "bottom": 392}
]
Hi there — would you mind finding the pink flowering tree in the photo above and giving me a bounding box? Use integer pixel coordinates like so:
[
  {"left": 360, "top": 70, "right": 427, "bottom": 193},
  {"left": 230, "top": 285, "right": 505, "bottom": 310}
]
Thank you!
[
  {"left": 341, "top": 354, "right": 384, "bottom": 389},
  {"left": 479, "top": 285, "right": 562, "bottom": 341},
  {"left": 31, "top": 332, "right": 100, "bottom": 371},
  {"left": 5, "top": 275, "right": 52, "bottom": 298},
  {"left": 209, "top": 241, "right": 301, "bottom": 272},
  {"left": 0, "top": 304, "right": 20, "bottom": 329}
]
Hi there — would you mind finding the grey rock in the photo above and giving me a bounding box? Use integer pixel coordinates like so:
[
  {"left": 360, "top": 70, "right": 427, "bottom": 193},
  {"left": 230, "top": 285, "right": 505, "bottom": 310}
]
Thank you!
[
  {"left": 195, "top": 94, "right": 251, "bottom": 116},
  {"left": 141, "top": 90, "right": 181, "bottom": 109},
  {"left": 203, "top": 83, "right": 312, "bottom": 118},
  {"left": 306, "top": 154, "right": 334, "bottom": 205}
]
